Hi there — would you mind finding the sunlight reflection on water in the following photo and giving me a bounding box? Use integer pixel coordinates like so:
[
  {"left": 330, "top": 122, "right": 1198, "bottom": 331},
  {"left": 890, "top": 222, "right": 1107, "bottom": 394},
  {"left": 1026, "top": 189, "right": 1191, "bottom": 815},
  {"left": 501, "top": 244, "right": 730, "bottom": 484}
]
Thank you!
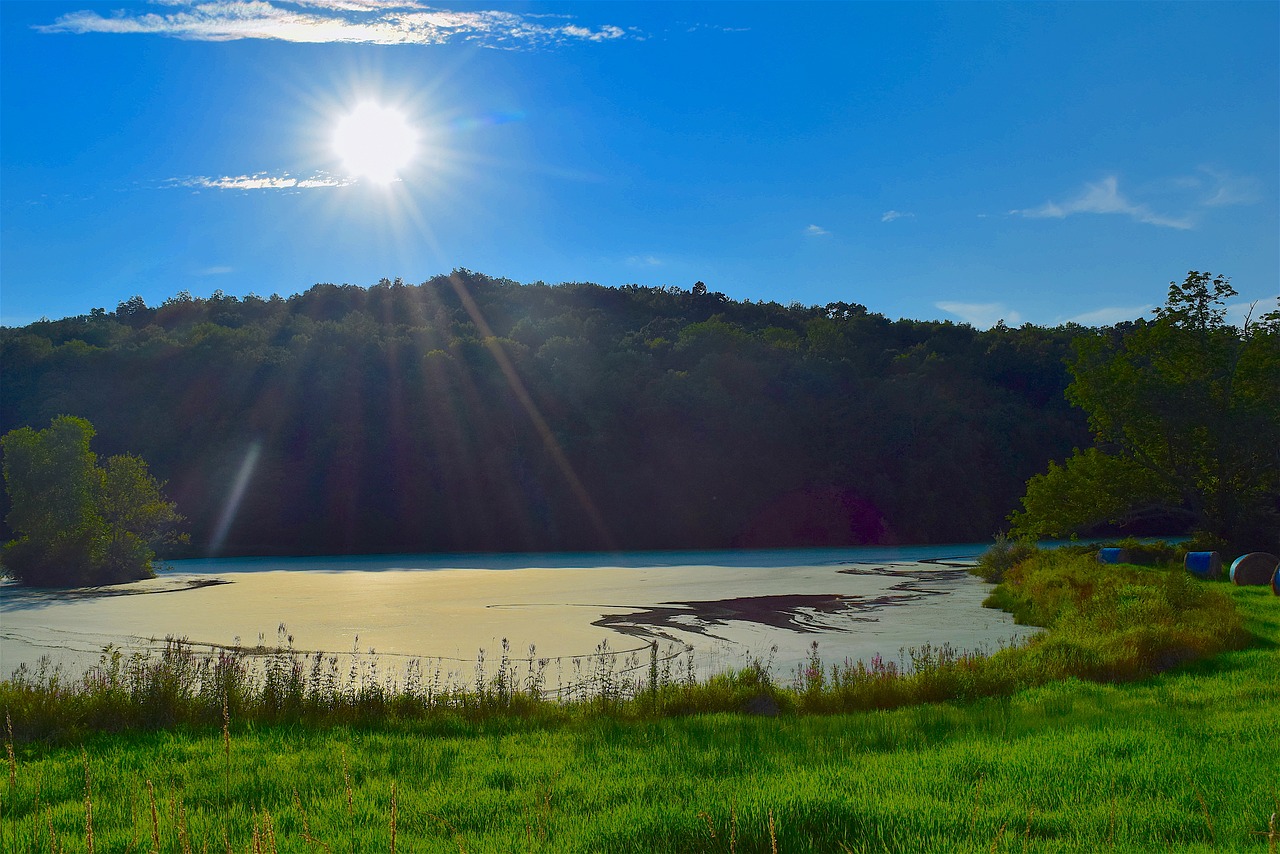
[{"left": 0, "top": 544, "right": 1037, "bottom": 680}]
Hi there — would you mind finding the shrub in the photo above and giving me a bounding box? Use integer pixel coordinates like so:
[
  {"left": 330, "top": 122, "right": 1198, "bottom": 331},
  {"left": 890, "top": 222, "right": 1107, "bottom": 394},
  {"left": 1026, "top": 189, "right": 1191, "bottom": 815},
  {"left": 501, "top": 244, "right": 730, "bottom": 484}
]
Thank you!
[{"left": 972, "top": 532, "right": 1036, "bottom": 582}]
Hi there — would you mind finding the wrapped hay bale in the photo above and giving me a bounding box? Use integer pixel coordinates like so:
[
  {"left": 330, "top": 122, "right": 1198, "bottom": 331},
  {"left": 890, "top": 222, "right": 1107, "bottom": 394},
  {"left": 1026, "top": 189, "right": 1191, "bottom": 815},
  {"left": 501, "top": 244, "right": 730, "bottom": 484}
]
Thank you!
[
  {"left": 1184, "top": 551, "right": 1223, "bottom": 579},
  {"left": 1098, "top": 547, "right": 1129, "bottom": 564},
  {"left": 1229, "top": 552, "right": 1280, "bottom": 586}
]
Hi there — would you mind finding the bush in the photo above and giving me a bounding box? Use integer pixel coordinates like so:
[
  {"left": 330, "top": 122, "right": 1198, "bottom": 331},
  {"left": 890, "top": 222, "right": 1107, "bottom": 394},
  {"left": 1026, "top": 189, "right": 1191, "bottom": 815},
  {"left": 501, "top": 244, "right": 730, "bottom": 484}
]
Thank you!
[
  {"left": 1, "top": 416, "right": 184, "bottom": 587},
  {"left": 972, "top": 532, "right": 1037, "bottom": 582}
]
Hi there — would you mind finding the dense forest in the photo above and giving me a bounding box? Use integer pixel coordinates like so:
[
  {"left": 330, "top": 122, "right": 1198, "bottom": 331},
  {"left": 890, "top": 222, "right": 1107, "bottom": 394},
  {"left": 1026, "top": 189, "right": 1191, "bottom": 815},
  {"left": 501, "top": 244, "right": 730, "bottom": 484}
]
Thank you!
[{"left": 0, "top": 271, "right": 1096, "bottom": 556}]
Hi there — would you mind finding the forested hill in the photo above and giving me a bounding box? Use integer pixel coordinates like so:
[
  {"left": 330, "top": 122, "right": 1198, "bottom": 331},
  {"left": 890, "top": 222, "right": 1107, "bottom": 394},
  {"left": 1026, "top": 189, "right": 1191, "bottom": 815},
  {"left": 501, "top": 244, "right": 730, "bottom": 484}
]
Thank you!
[{"left": 0, "top": 271, "right": 1093, "bottom": 556}]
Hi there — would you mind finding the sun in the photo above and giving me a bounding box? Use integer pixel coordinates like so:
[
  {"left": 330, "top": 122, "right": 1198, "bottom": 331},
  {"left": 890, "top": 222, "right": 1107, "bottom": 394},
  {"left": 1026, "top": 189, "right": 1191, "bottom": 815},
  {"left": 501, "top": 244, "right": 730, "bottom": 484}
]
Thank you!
[{"left": 333, "top": 102, "right": 419, "bottom": 185}]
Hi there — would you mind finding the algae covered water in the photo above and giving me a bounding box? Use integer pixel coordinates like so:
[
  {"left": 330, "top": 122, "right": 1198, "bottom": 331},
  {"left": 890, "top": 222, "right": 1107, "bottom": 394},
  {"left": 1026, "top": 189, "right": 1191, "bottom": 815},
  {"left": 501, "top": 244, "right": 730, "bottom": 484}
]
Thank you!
[{"left": 0, "top": 544, "right": 1035, "bottom": 679}]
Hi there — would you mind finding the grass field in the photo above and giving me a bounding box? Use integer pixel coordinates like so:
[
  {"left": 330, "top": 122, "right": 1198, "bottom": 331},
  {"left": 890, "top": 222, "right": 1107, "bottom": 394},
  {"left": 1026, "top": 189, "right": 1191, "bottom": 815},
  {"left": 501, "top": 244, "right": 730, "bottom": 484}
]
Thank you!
[{"left": 2, "top": 561, "right": 1277, "bottom": 852}]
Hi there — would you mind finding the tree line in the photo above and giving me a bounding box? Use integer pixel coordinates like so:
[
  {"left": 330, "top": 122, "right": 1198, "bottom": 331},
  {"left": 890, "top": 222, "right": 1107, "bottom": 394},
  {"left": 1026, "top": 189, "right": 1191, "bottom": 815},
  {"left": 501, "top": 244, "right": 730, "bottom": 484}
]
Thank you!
[{"left": 7, "top": 269, "right": 1246, "bottom": 564}]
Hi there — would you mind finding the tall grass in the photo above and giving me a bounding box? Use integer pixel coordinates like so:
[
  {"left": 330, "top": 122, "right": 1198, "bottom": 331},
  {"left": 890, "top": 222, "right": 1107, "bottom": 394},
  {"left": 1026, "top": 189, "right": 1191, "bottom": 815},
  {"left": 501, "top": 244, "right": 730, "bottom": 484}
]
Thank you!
[
  {"left": 980, "top": 547, "right": 1249, "bottom": 682},
  {"left": 2, "top": 637, "right": 1277, "bottom": 851}
]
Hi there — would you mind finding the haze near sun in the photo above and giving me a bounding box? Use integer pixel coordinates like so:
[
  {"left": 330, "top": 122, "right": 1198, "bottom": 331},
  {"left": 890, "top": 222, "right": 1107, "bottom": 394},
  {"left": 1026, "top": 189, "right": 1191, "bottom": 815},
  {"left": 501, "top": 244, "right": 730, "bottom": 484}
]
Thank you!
[{"left": 333, "top": 102, "right": 419, "bottom": 185}]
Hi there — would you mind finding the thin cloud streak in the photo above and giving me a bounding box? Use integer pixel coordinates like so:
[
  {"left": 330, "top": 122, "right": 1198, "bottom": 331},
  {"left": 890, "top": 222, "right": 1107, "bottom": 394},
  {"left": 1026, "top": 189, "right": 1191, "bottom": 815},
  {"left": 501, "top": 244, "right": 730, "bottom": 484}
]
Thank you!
[
  {"left": 1198, "top": 167, "right": 1261, "bottom": 207},
  {"left": 626, "top": 255, "right": 663, "bottom": 267},
  {"left": 880, "top": 210, "right": 913, "bottom": 223},
  {"left": 935, "top": 301, "right": 1022, "bottom": 329},
  {"left": 1012, "top": 176, "right": 1193, "bottom": 230},
  {"left": 169, "top": 172, "right": 355, "bottom": 190},
  {"left": 805, "top": 224, "right": 830, "bottom": 236},
  {"left": 36, "top": 1, "right": 637, "bottom": 48}
]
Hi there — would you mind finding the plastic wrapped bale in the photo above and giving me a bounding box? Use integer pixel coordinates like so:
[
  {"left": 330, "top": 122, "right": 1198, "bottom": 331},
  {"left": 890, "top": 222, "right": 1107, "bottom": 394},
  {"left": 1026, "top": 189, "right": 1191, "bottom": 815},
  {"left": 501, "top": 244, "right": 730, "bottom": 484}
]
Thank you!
[
  {"left": 1272, "top": 564, "right": 1280, "bottom": 597},
  {"left": 1229, "top": 552, "right": 1280, "bottom": 586},
  {"left": 1098, "top": 548, "right": 1130, "bottom": 564},
  {"left": 1184, "top": 551, "right": 1223, "bottom": 579}
]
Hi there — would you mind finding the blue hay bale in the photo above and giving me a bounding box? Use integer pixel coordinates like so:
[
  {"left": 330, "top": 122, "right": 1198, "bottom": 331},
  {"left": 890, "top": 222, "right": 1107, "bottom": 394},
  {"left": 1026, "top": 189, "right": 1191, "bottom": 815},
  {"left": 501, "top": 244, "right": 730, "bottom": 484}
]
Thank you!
[
  {"left": 1229, "top": 552, "right": 1280, "bottom": 586},
  {"left": 1098, "top": 548, "right": 1129, "bottom": 564},
  {"left": 1183, "top": 551, "right": 1222, "bottom": 579},
  {"left": 1273, "top": 564, "right": 1280, "bottom": 596}
]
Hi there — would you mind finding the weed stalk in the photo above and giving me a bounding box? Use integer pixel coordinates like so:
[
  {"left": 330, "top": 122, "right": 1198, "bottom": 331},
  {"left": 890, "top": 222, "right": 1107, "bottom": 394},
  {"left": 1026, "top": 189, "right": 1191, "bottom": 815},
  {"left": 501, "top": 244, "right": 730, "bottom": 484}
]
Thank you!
[
  {"left": 390, "top": 781, "right": 398, "bottom": 854},
  {"left": 82, "top": 749, "right": 94, "bottom": 854},
  {"left": 148, "top": 779, "right": 160, "bottom": 853},
  {"left": 5, "top": 711, "right": 14, "bottom": 791}
]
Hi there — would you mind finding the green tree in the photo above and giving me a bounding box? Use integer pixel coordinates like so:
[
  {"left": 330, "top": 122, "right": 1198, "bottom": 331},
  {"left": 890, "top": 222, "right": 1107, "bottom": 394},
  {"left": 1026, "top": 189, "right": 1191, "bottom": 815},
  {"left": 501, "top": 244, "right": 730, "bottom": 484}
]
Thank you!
[
  {"left": 1, "top": 416, "right": 184, "bottom": 586},
  {"left": 1011, "top": 272, "right": 1280, "bottom": 551}
]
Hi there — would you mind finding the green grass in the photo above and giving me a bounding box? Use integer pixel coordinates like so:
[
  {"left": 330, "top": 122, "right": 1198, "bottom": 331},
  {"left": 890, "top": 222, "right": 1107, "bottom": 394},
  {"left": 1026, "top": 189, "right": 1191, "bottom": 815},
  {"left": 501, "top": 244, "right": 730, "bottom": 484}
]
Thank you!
[{"left": 2, "top": 561, "right": 1277, "bottom": 851}]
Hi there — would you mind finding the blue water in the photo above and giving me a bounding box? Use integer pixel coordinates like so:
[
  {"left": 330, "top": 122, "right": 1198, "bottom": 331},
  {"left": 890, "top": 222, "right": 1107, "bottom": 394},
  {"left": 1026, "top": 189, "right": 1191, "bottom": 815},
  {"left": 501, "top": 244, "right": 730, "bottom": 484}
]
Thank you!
[{"left": 164, "top": 542, "right": 997, "bottom": 575}]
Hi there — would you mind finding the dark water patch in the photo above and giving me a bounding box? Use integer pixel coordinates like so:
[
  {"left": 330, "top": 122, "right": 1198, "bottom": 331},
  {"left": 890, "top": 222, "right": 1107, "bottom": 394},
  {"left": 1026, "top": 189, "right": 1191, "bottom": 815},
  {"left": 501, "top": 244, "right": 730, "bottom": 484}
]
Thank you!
[
  {"left": 594, "top": 593, "right": 895, "bottom": 643},
  {"left": 918, "top": 556, "right": 978, "bottom": 568},
  {"left": 0, "top": 578, "right": 231, "bottom": 612},
  {"left": 594, "top": 567, "right": 980, "bottom": 643},
  {"left": 836, "top": 564, "right": 971, "bottom": 595}
]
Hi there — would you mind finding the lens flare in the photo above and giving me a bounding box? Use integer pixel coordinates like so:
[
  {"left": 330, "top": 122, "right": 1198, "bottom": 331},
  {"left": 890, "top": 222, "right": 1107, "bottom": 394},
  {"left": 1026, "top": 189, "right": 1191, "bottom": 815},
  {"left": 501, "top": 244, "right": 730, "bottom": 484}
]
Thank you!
[{"left": 209, "top": 441, "right": 261, "bottom": 556}]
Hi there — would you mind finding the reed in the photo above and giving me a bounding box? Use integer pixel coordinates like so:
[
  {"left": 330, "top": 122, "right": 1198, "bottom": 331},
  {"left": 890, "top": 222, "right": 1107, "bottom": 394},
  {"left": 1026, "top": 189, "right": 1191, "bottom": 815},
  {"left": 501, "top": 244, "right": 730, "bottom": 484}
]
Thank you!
[
  {"left": 988, "top": 821, "right": 1007, "bottom": 853},
  {"left": 6, "top": 712, "right": 15, "bottom": 791},
  {"left": 969, "top": 773, "right": 984, "bottom": 834},
  {"left": 81, "top": 750, "right": 92, "bottom": 854},
  {"left": 388, "top": 781, "right": 397, "bottom": 854},
  {"left": 1194, "top": 783, "right": 1216, "bottom": 848},
  {"left": 148, "top": 779, "right": 159, "bottom": 854},
  {"left": 177, "top": 797, "right": 192, "bottom": 854}
]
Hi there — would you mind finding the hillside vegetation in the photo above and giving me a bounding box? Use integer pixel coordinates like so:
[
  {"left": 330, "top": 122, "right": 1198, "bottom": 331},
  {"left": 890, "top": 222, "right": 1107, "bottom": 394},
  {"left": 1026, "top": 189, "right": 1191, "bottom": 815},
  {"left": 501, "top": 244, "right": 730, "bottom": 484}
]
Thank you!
[{"left": 1, "top": 272, "right": 1091, "bottom": 555}]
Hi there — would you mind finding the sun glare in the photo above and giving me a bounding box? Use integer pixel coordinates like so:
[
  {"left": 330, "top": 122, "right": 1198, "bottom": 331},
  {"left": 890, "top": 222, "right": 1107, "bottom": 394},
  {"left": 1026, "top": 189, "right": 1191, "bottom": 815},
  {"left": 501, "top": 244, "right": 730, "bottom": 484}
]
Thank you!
[{"left": 333, "top": 102, "right": 419, "bottom": 185}]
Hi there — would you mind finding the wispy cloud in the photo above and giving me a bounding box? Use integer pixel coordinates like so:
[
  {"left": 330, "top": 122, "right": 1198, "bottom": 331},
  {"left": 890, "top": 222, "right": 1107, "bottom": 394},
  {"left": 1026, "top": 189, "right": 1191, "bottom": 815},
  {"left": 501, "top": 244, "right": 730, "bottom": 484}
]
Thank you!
[
  {"left": 196, "top": 265, "right": 235, "bottom": 275},
  {"left": 626, "top": 255, "right": 663, "bottom": 267},
  {"left": 880, "top": 210, "right": 913, "bottom": 223},
  {"left": 1196, "top": 167, "right": 1261, "bottom": 207},
  {"left": 1064, "top": 304, "right": 1153, "bottom": 327},
  {"left": 805, "top": 224, "right": 830, "bottom": 236},
  {"left": 683, "top": 23, "right": 751, "bottom": 34},
  {"left": 935, "top": 301, "right": 1021, "bottom": 329},
  {"left": 1059, "top": 297, "right": 1275, "bottom": 328},
  {"left": 168, "top": 172, "right": 354, "bottom": 190},
  {"left": 1012, "top": 176, "right": 1193, "bottom": 230},
  {"left": 36, "top": 1, "right": 638, "bottom": 48}
]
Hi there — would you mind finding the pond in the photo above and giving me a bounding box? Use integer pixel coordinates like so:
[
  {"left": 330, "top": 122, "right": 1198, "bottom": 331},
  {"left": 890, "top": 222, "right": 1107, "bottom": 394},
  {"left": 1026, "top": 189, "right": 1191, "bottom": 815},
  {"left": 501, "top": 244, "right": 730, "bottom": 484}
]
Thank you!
[{"left": 0, "top": 545, "right": 1037, "bottom": 684}]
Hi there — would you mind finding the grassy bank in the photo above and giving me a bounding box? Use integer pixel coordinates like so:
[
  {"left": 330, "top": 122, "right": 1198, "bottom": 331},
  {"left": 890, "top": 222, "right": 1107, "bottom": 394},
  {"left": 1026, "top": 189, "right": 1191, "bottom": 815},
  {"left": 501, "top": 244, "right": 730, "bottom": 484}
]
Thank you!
[{"left": 2, "top": 552, "right": 1277, "bottom": 851}]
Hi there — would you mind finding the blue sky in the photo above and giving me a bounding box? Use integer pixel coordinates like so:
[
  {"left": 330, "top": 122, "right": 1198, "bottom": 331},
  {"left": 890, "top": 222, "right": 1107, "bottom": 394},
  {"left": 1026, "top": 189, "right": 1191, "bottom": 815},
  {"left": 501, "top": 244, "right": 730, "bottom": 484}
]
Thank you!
[{"left": 2, "top": 1, "right": 1276, "bottom": 328}]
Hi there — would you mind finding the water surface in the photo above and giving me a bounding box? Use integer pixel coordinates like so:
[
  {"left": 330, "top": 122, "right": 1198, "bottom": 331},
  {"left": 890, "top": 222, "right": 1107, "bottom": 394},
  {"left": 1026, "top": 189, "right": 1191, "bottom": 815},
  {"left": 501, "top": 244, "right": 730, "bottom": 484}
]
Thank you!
[{"left": 0, "top": 545, "right": 1035, "bottom": 679}]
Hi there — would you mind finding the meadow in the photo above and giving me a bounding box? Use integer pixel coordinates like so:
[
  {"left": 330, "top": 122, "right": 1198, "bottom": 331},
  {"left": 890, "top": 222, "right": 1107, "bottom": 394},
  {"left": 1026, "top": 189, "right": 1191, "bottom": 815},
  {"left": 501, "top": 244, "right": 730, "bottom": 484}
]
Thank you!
[{"left": 1, "top": 549, "right": 1277, "bottom": 852}]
